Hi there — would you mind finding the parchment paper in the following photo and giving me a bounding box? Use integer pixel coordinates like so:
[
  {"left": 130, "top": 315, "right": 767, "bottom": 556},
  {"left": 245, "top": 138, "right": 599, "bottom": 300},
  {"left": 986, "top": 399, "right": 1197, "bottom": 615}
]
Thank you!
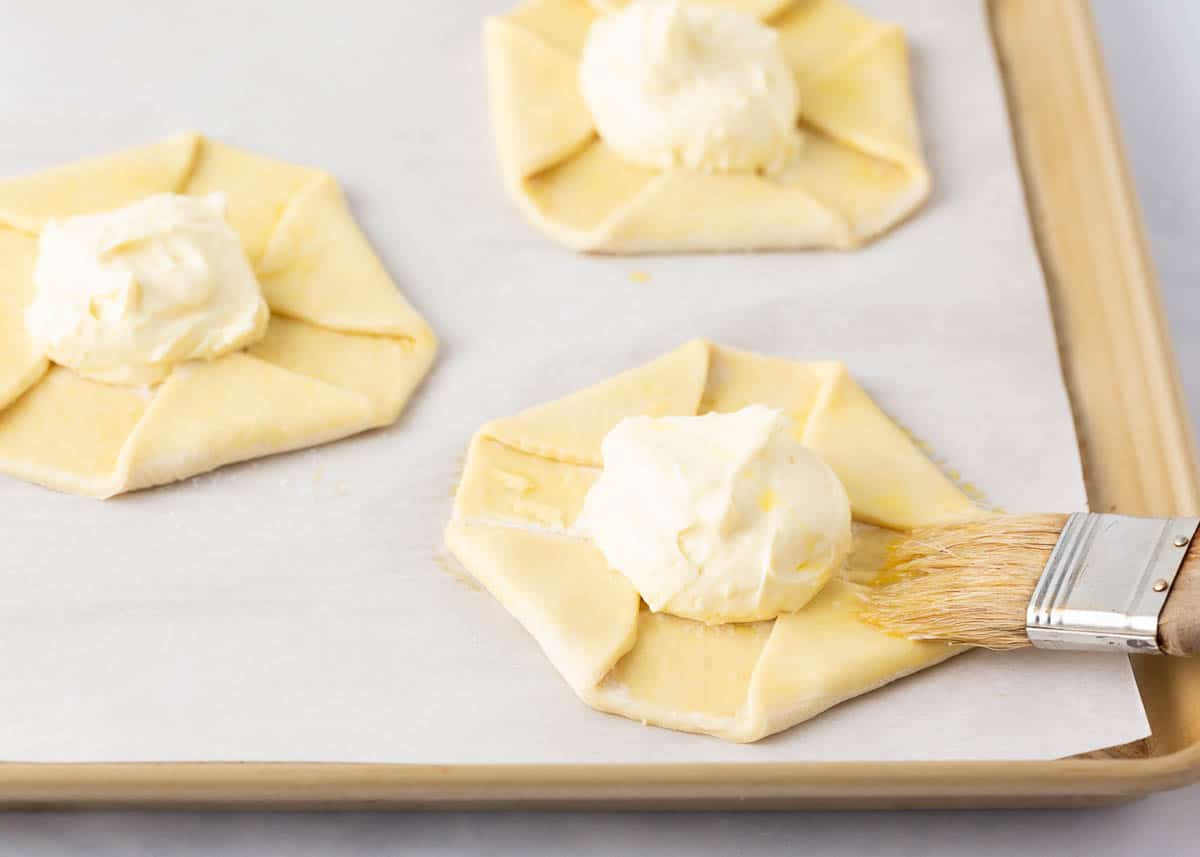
[{"left": 0, "top": 0, "right": 1149, "bottom": 762}]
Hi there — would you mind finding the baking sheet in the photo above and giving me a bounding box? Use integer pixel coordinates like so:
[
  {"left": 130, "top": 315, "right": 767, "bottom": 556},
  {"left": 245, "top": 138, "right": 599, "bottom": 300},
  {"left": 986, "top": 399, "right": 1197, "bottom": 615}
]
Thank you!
[{"left": 0, "top": 0, "right": 1149, "bottom": 763}]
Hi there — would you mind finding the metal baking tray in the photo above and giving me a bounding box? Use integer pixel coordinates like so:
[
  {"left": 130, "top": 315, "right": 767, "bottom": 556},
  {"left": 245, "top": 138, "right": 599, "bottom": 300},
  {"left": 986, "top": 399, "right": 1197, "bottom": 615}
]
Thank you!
[{"left": 1, "top": 0, "right": 1197, "bottom": 809}]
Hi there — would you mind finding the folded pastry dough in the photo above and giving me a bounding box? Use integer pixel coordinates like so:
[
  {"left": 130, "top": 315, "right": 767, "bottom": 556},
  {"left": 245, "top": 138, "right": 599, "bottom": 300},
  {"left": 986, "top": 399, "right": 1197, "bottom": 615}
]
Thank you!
[
  {"left": 446, "top": 341, "right": 979, "bottom": 742},
  {"left": 0, "top": 134, "right": 437, "bottom": 498},
  {"left": 485, "top": 0, "right": 930, "bottom": 253}
]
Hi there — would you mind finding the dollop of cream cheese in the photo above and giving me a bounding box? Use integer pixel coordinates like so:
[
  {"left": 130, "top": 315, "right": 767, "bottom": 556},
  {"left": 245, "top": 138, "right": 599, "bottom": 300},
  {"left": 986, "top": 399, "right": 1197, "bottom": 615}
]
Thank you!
[
  {"left": 26, "top": 192, "right": 269, "bottom": 386},
  {"left": 578, "top": 0, "right": 800, "bottom": 172},
  {"left": 578, "top": 405, "right": 852, "bottom": 624}
]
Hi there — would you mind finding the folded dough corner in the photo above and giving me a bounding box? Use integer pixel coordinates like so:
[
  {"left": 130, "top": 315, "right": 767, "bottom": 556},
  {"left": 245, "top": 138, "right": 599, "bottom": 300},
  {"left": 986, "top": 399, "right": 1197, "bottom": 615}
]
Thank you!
[
  {"left": 0, "top": 134, "right": 437, "bottom": 498},
  {"left": 485, "top": 0, "right": 931, "bottom": 254},
  {"left": 446, "top": 340, "right": 979, "bottom": 742}
]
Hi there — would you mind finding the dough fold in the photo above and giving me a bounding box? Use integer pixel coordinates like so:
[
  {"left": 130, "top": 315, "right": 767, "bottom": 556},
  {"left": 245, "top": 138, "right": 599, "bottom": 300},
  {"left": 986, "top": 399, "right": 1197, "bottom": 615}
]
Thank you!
[
  {"left": 445, "top": 521, "right": 640, "bottom": 694},
  {"left": 801, "top": 364, "right": 979, "bottom": 528},
  {"left": 0, "top": 368, "right": 146, "bottom": 498},
  {"left": 115, "top": 353, "right": 377, "bottom": 495},
  {"left": 184, "top": 138, "right": 324, "bottom": 265},
  {"left": 486, "top": 17, "right": 597, "bottom": 182},
  {"left": 482, "top": 339, "right": 710, "bottom": 466},
  {"left": 0, "top": 133, "right": 200, "bottom": 234},
  {"left": 0, "top": 229, "right": 48, "bottom": 411}
]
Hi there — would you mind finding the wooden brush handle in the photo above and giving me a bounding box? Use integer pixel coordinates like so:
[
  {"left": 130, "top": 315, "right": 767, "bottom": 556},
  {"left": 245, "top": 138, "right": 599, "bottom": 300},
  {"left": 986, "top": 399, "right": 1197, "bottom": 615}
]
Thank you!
[{"left": 1158, "top": 545, "right": 1200, "bottom": 656}]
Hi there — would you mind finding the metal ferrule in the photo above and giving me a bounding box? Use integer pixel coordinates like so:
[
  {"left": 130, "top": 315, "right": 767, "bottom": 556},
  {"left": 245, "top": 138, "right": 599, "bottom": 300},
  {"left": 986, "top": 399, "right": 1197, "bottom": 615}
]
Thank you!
[{"left": 1026, "top": 513, "right": 1200, "bottom": 653}]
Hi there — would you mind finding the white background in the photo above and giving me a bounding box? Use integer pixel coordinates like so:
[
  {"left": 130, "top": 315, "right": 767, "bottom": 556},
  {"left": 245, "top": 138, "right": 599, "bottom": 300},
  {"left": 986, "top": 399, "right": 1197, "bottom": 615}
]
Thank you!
[
  {"left": 0, "top": 0, "right": 1141, "bottom": 767},
  {"left": 1, "top": 0, "right": 1198, "bottom": 851}
]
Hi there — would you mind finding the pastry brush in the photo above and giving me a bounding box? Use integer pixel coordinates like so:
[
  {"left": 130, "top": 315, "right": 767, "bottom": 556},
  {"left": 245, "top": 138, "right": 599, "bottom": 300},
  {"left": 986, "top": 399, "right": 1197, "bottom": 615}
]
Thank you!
[{"left": 861, "top": 513, "right": 1200, "bottom": 654}]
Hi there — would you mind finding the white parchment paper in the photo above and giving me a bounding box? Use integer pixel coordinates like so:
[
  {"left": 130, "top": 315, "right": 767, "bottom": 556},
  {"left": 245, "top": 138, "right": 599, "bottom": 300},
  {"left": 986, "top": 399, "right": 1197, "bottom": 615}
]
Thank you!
[{"left": 0, "top": 0, "right": 1149, "bottom": 762}]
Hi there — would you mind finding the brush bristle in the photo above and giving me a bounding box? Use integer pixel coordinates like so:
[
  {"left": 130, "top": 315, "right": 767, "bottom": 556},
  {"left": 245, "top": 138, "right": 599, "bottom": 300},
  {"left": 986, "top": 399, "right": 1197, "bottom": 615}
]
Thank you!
[{"left": 861, "top": 513, "right": 1068, "bottom": 650}]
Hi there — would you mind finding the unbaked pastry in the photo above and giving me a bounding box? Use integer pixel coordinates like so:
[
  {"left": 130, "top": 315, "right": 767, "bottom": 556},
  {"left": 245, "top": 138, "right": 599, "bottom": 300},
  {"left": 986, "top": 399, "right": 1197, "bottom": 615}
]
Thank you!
[
  {"left": 445, "top": 341, "right": 979, "bottom": 742},
  {"left": 0, "top": 134, "right": 437, "bottom": 498},
  {"left": 485, "top": 0, "right": 930, "bottom": 253}
]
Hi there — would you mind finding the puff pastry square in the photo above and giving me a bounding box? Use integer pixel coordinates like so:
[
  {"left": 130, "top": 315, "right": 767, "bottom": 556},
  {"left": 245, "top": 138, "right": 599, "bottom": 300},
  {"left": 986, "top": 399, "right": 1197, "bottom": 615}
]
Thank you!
[
  {"left": 446, "top": 341, "right": 979, "bottom": 742},
  {"left": 485, "top": 0, "right": 931, "bottom": 253},
  {"left": 0, "top": 133, "right": 437, "bottom": 498}
]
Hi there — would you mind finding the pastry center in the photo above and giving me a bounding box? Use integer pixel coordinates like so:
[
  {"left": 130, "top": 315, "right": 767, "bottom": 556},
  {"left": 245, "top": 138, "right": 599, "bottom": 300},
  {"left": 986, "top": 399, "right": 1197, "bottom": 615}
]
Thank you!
[
  {"left": 578, "top": 0, "right": 800, "bottom": 173},
  {"left": 578, "top": 405, "right": 852, "bottom": 624},
  {"left": 25, "top": 192, "right": 269, "bottom": 386}
]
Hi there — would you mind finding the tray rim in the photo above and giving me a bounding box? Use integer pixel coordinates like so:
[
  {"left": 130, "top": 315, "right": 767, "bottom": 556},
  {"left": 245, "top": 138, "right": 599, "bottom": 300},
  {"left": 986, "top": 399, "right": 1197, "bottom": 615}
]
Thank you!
[{"left": 2, "top": 0, "right": 1198, "bottom": 809}]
